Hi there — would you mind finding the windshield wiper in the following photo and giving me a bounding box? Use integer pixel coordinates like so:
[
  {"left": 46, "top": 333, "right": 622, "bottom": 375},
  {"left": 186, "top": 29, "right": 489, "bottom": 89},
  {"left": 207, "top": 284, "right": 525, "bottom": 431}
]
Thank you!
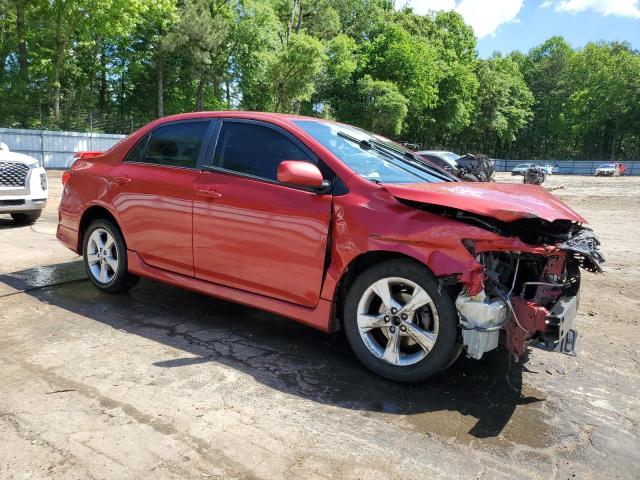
[
  {"left": 338, "top": 131, "right": 418, "bottom": 163},
  {"left": 364, "top": 138, "right": 454, "bottom": 181},
  {"left": 337, "top": 131, "right": 377, "bottom": 152},
  {"left": 337, "top": 130, "right": 454, "bottom": 182}
]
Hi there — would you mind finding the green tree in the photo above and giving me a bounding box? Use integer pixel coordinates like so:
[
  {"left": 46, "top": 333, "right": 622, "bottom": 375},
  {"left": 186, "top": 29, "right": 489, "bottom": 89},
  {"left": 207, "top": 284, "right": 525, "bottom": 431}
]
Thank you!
[
  {"left": 391, "top": 9, "right": 478, "bottom": 145},
  {"left": 516, "top": 36, "right": 574, "bottom": 158},
  {"left": 356, "top": 75, "right": 408, "bottom": 136},
  {"left": 267, "top": 32, "right": 326, "bottom": 112},
  {"left": 461, "top": 55, "right": 534, "bottom": 153},
  {"left": 565, "top": 42, "right": 640, "bottom": 159},
  {"left": 163, "top": 0, "right": 234, "bottom": 111},
  {"left": 360, "top": 23, "right": 439, "bottom": 143},
  {"left": 231, "top": 0, "right": 282, "bottom": 110}
]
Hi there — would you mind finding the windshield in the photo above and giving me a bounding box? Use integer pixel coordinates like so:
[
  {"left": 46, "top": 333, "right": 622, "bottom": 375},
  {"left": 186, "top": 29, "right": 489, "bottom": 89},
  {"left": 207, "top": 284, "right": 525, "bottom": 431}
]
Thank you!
[
  {"left": 515, "top": 164, "right": 530, "bottom": 168},
  {"left": 294, "top": 120, "right": 448, "bottom": 184},
  {"left": 599, "top": 164, "right": 615, "bottom": 168}
]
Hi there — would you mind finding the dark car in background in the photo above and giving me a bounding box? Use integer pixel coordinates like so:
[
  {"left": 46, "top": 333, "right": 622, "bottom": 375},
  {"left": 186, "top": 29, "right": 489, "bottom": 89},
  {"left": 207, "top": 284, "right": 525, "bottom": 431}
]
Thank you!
[
  {"left": 416, "top": 150, "right": 460, "bottom": 174},
  {"left": 416, "top": 150, "right": 494, "bottom": 182}
]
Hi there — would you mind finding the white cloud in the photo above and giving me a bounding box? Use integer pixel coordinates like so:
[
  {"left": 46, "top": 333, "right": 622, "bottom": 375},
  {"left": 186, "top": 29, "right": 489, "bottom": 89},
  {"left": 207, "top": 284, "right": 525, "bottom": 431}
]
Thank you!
[
  {"left": 403, "top": 0, "right": 524, "bottom": 38},
  {"left": 541, "top": 0, "right": 640, "bottom": 18}
]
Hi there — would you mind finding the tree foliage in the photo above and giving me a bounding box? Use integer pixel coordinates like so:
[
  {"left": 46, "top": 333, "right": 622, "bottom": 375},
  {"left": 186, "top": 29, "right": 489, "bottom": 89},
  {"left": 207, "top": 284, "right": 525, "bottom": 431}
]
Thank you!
[{"left": 0, "top": 0, "right": 639, "bottom": 159}]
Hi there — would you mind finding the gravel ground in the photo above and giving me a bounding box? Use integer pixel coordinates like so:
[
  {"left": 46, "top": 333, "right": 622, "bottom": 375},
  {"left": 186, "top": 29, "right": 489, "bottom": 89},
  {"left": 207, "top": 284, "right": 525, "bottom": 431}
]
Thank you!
[{"left": 0, "top": 171, "right": 638, "bottom": 479}]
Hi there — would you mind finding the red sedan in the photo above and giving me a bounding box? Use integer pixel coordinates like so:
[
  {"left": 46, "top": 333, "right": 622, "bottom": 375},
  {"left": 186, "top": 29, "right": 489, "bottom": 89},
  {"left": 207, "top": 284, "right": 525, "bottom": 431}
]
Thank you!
[{"left": 57, "top": 112, "right": 603, "bottom": 381}]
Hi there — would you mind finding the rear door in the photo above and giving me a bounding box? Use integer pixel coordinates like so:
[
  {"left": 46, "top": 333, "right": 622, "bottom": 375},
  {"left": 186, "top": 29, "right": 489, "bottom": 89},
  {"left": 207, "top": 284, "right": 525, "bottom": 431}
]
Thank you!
[
  {"left": 111, "top": 119, "right": 214, "bottom": 276},
  {"left": 193, "top": 119, "right": 332, "bottom": 307}
]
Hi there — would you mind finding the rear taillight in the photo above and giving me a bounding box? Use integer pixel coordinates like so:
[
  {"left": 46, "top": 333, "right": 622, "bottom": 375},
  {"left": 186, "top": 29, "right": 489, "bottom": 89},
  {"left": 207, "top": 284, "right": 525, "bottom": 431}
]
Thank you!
[
  {"left": 73, "top": 151, "right": 103, "bottom": 160},
  {"left": 62, "top": 170, "right": 71, "bottom": 186}
]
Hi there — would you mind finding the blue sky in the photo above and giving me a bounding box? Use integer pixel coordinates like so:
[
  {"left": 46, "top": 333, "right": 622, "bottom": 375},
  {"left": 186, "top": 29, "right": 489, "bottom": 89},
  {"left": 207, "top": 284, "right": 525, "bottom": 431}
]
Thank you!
[{"left": 403, "top": 0, "right": 640, "bottom": 57}]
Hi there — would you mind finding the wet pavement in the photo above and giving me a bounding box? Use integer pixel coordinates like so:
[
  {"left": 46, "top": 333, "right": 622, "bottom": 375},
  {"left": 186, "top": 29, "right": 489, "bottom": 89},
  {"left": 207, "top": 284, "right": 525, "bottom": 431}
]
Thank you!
[{"left": 1, "top": 172, "right": 639, "bottom": 479}]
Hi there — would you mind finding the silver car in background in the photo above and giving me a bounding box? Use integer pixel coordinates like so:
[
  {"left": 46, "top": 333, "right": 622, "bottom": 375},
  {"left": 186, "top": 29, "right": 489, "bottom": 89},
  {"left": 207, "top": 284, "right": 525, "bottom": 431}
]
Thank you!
[{"left": 511, "top": 163, "right": 533, "bottom": 175}]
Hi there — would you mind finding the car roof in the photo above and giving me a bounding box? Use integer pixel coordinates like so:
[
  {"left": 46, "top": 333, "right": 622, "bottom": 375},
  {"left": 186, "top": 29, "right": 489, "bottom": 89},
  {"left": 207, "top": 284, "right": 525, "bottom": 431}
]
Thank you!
[{"left": 156, "top": 111, "right": 323, "bottom": 125}]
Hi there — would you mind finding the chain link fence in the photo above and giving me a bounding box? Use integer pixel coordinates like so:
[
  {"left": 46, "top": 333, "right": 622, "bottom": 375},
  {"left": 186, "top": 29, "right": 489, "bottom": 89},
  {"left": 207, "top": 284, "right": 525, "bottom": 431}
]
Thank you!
[{"left": 0, "top": 100, "right": 153, "bottom": 134}]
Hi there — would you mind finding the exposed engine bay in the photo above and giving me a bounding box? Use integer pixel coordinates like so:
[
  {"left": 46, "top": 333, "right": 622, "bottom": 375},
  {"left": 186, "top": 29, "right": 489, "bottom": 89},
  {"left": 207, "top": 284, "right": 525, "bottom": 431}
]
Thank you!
[{"left": 441, "top": 207, "right": 604, "bottom": 361}]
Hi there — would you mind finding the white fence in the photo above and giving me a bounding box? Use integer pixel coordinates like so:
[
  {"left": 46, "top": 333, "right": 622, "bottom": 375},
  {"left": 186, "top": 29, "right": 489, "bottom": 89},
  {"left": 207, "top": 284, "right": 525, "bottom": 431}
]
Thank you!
[
  {"left": 0, "top": 128, "right": 126, "bottom": 169},
  {"left": 2, "top": 127, "right": 639, "bottom": 174},
  {"left": 494, "top": 159, "right": 640, "bottom": 176}
]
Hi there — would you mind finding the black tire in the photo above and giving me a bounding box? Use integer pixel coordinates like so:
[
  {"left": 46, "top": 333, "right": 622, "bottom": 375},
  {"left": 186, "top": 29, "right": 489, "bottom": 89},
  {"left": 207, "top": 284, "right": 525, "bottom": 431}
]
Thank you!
[
  {"left": 343, "top": 259, "right": 459, "bottom": 382},
  {"left": 461, "top": 173, "right": 479, "bottom": 182},
  {"left": 83, "top": 219, "right": 139, "bottom": 294},
  {"left": 11, "top": 211, "right": 41, "bottom": 224}
]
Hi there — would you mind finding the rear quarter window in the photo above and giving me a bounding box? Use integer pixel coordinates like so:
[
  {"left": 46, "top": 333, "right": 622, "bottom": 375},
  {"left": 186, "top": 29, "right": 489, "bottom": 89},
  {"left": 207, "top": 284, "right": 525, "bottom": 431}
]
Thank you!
[{"left": 125, "top": 121, "right": 210, "bottom": 169}]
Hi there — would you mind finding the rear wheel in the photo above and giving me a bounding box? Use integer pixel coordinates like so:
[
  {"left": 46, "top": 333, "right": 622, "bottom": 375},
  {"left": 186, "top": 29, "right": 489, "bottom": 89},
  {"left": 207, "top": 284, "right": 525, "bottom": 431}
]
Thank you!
[
  {"left": 83, "top": 219, "right": 139, "bottom": 294},
  {"left": 11, "top": 211, "right": 41, "bottom": 224},
  {"left": 343, "top": 260, "right": 458, "bottom": 382}
]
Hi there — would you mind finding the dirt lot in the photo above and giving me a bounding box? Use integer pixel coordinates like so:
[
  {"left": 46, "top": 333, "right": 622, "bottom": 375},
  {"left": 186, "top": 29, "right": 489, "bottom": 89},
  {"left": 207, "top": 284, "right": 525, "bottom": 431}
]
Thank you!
[{"left": 1, "top": 171, "right": 639, "bottom": 479}]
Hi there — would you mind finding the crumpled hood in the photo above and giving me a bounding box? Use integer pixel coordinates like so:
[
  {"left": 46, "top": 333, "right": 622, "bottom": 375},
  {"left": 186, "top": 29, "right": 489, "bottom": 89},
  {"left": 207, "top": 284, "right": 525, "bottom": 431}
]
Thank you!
[{"left": 383, "top": 182, "right": 586, "bottom": 223}]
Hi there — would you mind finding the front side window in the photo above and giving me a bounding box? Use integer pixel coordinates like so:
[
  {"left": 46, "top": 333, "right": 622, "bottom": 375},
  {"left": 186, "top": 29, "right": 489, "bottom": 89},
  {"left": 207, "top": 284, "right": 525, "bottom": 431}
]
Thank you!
[
  {"left": 213, "top": 122, "right": 312, "bottom": 181},
  {"left": 129, "top": 121, "right": 209, "bottom": 168}
]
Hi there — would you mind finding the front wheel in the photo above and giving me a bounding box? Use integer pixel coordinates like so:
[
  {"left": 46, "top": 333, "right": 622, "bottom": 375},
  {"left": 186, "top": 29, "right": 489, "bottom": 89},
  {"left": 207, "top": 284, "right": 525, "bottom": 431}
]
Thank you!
[
  {"left": 343, "top": 260, "right": 459, "bottom": 382},
  {"left": 83, "top": 219, "right": 139, "bottom": 294}
]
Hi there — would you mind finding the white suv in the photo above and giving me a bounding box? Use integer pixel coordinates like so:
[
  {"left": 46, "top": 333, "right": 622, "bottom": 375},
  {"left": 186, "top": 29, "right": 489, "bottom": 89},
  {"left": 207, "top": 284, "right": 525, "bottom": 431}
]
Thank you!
[{"left": 0, "top": 142, "right": 48, "bottom": 223}]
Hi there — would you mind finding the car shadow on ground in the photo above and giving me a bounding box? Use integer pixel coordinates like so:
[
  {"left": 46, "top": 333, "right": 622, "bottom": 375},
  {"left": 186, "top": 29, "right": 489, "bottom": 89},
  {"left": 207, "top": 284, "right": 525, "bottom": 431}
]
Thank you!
[
  {"left": 0, "top": 217, "right": 27, "bottom": 229},
  {"left": 2, "top": 261, "right": 544, "bottom": 441}
]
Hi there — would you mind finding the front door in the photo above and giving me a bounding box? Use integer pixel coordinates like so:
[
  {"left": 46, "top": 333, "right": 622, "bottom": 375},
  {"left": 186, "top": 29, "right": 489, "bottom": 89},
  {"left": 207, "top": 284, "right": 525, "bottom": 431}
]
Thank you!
[
  {"left": 193, "top": 120, "right": 332, "bottom": 307},
  {"left": 111, "top": 120, "right": 213, "bottom": 276}
]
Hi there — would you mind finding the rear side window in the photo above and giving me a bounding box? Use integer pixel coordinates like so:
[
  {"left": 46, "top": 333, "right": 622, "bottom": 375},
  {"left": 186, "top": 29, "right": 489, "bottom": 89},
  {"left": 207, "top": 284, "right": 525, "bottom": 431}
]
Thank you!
[
  {"left": 213, "top": 122, "right": 312, "bottom": 181},
  {"left": 125, "top": 135, "right": 149, "bottom": 163},
  {"left": 127, "top": 121, "right": 209, "bottom": 168}
]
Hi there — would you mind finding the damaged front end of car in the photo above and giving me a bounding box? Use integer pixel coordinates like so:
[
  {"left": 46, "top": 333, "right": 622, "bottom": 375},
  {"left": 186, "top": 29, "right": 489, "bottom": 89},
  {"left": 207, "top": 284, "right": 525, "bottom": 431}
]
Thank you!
[
  {"left": 384, "top": 182, "right": 604, "bottom": 362},
  {"left": 455, "top": 217, "right": 603, "bottom": 361}
]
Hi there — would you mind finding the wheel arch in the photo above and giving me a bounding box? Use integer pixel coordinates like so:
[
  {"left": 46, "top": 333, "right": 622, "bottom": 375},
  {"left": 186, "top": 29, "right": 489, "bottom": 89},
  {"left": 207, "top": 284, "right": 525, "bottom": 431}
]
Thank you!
[
  {"left": 77, "top": 204, "right": 126, "bottom": 254},
  {"left": 331, "top": 250, "right": 433, "bottom": 332}
]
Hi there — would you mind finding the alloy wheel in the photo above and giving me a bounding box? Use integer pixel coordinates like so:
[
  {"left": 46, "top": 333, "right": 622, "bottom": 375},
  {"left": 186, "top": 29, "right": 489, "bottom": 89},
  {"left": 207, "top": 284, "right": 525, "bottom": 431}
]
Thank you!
[
  {"left": 86, "top": 228, "right": 119, "bottom": 284},
  {"left": 356, "top": 276, "right": 439, "bottom": 367}
]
